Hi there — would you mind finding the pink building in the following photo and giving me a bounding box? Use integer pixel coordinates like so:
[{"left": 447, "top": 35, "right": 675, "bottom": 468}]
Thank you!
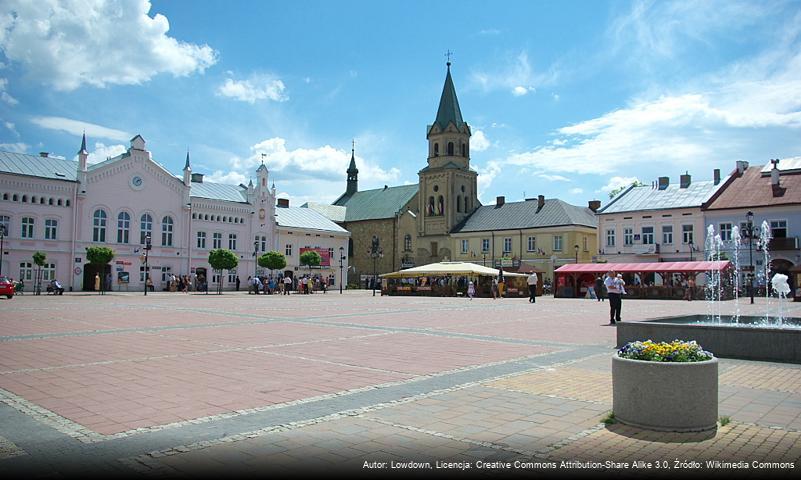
[{"left": 0, "top": 134, "right": 278, "bottom": 291}]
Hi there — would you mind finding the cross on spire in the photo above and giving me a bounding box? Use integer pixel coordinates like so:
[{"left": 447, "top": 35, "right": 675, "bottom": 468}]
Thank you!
[
  {"left": 261, "top": 153, "right": 266, "bottom": 165},
  {"left": 445, "top": 50, "right": 453, "bottom": 67}
]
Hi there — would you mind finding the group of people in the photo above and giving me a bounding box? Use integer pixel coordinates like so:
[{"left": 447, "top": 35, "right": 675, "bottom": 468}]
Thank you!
[{"left": 247, "top": 274, "right": 330, "bottom": 295}]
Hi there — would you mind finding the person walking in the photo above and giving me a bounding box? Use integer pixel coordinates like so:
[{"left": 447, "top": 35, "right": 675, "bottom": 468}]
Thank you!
[
  {"left": 491, "top": 277, "right": 499, "bottom": 299},
  {"left": 604, "top": 270, "right": 623, "bottom": 324},
  {"left": 526, "top": 271, "right": 538, "bottom": 303},
  {"left": 284, "top": 275, "right": 292, "bottom": 295},
  {"left": 467, "top": 281, "right": 475, "bottom": 300},
  {"left": 595, "top": 276, "right": 605, "bottom": 302},
  {"left": 235, "top": 276, "right": 241, "bottom": 292},
  {"left": 497, "top": 269, "right": 505, "bottom": 299}
]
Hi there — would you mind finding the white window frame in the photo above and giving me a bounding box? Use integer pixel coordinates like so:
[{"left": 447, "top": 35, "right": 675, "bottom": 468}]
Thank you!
[
  {"left": 227, "top": 268, "right": 237, "bottom": 283},
  {"left": 19, "top": 262, "right": 33, "bottom": 281},
  {"left": 623, "top": 227, "right": 633, "bottom": 246},
  {"left": 769, "top": 219, "right": 788, "bottom": 238},
  {"left": 45, "top": 219, "right": 58, "bottom": 240},
  {"left": 481, "top": 238, "right": 490, "bottom": 253},
  {"left": 606, "top": 228, "right": 616, "bottom": 247},
  {"left": 553, "top": 235, "right": 563, "bottom": 252},
  {"left": 527, "top": 236, "right": 536, "bottom": 252},
  {"left": 117, "top": 212, "right": 130, "bottom": 244},
  {"left": 285, "top": 243, "right": 292, "bottom": 257},
  {"left": 682, "top": 224, "right": 694, "bottom": 244},
  {"left": 213, "top": 232, "right": 222, "bottom": 249},
  {"left": 503, "top": 237, "right": 512, "bottom": 254},
  {"left": 161, "top": 216, "right": 174, "bottom": 247},
  {"left": 719, "top": 223, "right": 732, "bottom": 242},
  {"left": 161, "top": 266, "right": 172, "bottom": 283},
  {"left": 0, "top": 215, "right": 10, "bottom": 237},
  {"left": 641, "top": 226, "right": 654, "bottom": 245},
  {"left": 228, "top": 233, "right": 237, "bottom": 250},
  {"left": 21, "top": 217, "right": 34, "bottom": 239},
  {"left": 93, "top": 209, "right": 106, "bottom": 242},
  {"left": 42, "top": 263, "right": 56, "bottom": 281},
  {"left": 662, "top": 225, "right": 673, "bottom": 245},
  {"left": 140, "top": 213, "right": 153, "bottom": 245},
  {"left": 461, "top": 239, "right": 469, "bottom": 254},
  {"left": 197, "top": 231, "right": 206, "bottom": 249}
]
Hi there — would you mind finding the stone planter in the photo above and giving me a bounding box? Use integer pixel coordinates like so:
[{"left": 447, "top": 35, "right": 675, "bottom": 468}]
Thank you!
[{"left": 612, "top": 354, "right": 718, "bottom": 432}]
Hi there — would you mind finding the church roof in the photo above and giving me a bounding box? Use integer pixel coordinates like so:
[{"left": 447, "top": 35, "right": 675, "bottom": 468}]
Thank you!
[
  {"left": 431, "top": 64, "right": 465, "bottom": 132},
  {"left": 452, "top": 198, "right": 596, "bottom": 233},
  {"left": 0, "top": 151, "right": 77, "bottom": 181},
  {"left": 301, "top": 202, "right": 347, "bottom": 223},
  {"left": 333, "top": 184, "right": 418, "bottom": 222}
]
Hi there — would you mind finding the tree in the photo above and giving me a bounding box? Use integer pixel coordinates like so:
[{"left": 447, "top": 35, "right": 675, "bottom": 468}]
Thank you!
[
  {"left": 86, "top": 246, "right": 115, "bottom": 295},
  {"left": 208, "top": 249, "right": 239, "bottom": 294},
  {"left": 259, "top": 250, "right": 287, "bottom": 272},
  {"left": 608, "top": 180, "right": 644, "bottom": 199},
  {"left": 32, "top": 251, "right": 46, "bottom": 295},
  {"left": 299, "top": 250, "right": 322, "bottom": 270}
]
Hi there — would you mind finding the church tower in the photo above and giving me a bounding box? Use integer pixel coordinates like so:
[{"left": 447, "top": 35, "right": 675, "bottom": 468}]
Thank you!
[
  {"left": 417, "top": 60, "right": 478, "bottom": 259},
  {"left": 346, "top": 141, "right": 358, "bottom": 196}
]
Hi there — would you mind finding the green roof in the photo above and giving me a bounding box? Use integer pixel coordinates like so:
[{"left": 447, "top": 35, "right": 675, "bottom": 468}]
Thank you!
[
  {"left": 0, "top": 151, "right": 77, "bottom": 181},
  {"left": 452, "top": 198, "right": 597, "bottom": 233},
  {"left": 431, "top": 64, "right": 465, "bottom": 132},
  {"left": 333, "top": 184, "right": 418, "bottom": 222}
]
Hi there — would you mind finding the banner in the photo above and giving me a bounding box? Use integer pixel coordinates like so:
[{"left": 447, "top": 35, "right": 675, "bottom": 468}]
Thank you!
[{"left": 299, "top": 247, "right": 331, "bottom": 267}]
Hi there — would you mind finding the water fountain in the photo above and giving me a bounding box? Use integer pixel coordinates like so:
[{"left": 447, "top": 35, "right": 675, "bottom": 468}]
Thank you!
[{"left": 617, "top": 223, "right": 801, "bottom": 363}]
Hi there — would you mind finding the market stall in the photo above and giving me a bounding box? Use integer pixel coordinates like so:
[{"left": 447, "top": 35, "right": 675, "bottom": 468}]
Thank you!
[{"left": 380, "top": 261, "right": 530, "bottom": 297}]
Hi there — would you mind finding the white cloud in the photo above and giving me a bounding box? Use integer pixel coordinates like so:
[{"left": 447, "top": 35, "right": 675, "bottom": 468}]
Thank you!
[
  {"left": 569, "top": 187, "right": 584, "bottom": 195},
  {"left": 204, "top": 137, "right": 401, "bottom": 202},
  {"left": 551, "top": 93, "right": 560, "bottom": 102},
  {"left": 0, "top": 142, "right": 28, "bottom": 153},
  {"left": 4, "top": 121, "right": 18, "bottom": 137},
  {"left": 469, "top": 51, "right": 557, "bottom": 96},
  {"left": 31, "top": 116, "right": 132, "bottom": 142},
  {"left": 0, "top": 78, "right": 18, "bottom": 105},
  {"left": 0, "top": 0, "right": 217, "bottom": 91},
  {"left": 476, "top": 160, "right": 501, "bottom": 202},
  {"left": 538, "top": 174, "right": 571, "bottom": 182},
  {"left": 85, "top": 143, "right": 128, "bottom": 165},
  {"left": 599, "top": 176, "right": 640, "bottom": 195},
  {"left": 471, "top": 130, "right": 490, "bottom": 151},
  {"left": 216, "top": 75, "right": 288, "bottom": 104}
]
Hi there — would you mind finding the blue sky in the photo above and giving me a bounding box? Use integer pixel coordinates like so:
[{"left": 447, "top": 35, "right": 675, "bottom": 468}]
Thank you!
[{"left": 1, "top": 0, "right": 800, "bottom": 207}]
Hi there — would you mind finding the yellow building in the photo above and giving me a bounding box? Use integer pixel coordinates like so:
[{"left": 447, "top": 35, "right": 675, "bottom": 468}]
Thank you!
[{"left": 450, "top": 195, "right": 599, "bottom": 282}]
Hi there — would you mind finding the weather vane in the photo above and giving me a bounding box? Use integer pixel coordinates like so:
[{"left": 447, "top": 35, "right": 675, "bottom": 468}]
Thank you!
[{"left": 445, "top": 50, "right": 453, "bottom": 65}]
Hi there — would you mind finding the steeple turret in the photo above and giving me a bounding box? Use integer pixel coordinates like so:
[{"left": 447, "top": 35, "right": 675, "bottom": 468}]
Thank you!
[
  {"left": 346, "top": 140, "right": 358, "bottom": 196},
  {"left": 77, "top": 132, "right": 88, "bottom": 194},
  {"left": 182, "top": 151, "right": 191, "bottom": 187}
]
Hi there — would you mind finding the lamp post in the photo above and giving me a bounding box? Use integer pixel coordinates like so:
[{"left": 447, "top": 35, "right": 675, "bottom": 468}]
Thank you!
[
  {"left": 143, "top": 234, "right": 151, "bottom": 296},
  {"left": 688, "top": 239, "right": 694, "bottom": 261},
  {"left": 339, "top": 246, "right": 345, "bottom": 294},
  {"left": 0, "top": 225, "right": 5, "bottom": 276},
  {"left": 744, "top": 211, "right": 755, "bottom": 304},
  {"left": 368, "top": 237, "right": 383, "bottom": 297},
  {"left": 574, "top": 244, "right": 579, "bottom": 263}
]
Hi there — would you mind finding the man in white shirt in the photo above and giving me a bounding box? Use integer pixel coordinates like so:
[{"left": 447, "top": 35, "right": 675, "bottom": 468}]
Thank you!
[
  {"left": 527, "top": 272, "right": 538, "bottom": 303},
  {"left": 283, "top": 275, "right": 292, "bottom": 295},
  {"left": 604, "top": 270, "right": 623, "bottom": 324}
]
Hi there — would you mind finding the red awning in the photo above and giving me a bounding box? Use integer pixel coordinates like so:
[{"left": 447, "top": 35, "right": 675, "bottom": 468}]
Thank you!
[{"left": 555, "top": 261, "right": 731, "bottom": 274}]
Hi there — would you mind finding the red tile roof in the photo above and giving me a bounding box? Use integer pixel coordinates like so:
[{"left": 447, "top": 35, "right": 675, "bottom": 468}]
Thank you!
[{"left": 704, "top": 166, "right": 801, "bottom": 210}]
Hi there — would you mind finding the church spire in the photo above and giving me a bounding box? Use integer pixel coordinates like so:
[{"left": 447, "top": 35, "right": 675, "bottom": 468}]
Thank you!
[
  {"left": 78, "top": 131, "right": 88, "bottom": 155},
  {"left": 346, "top": 139, "right": 358, "bottom": 196},
  {"left": 432, "top": 59, "right": 465, "bottom": 132},
  {"left": 184, "top": 151, "right": 191, "bottom": 171}
]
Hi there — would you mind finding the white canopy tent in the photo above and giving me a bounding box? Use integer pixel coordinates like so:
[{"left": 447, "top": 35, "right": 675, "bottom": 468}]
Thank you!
[{"left": 380, "top": 261, "right": 528, "bottom": 279}]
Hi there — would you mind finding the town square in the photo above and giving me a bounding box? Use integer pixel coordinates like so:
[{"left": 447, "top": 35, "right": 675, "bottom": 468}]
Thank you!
[{"left": 1, "top": 0, "right": 801, "bottom": 477}]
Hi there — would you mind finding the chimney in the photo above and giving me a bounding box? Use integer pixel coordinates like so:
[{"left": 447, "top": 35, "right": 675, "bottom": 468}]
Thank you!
[
  {"left": 39, "top": 152, "right": 49, "bottom": 158},
  {"left": 736, "top": 160, "right": 749, "bottom": 175},
  {"left": 658, "top": 177, "right": 669, "bottom": 190},
  {"left": 771, "top": 159, "right": 780, "bottom": 186},
  {"left": 190, "top": 173, "right": 204, "bottom": 183},
  {"left": 713, "top": 168, "right": 721, "bottom": 185},
  {"left": 680, "top": 171, "right": 691, "bottom": 188},
  {"left": 588, "top": 200, "right": 601, "bottom": 212},
  {"left": 496, "top": 196, "right": 505, "bottom": 207},
  {"left": 277, "top": 198, "right": 290, "bottom": 208},
  {"left": 537, "top": 195, "right": 545, "bottom": 210}
]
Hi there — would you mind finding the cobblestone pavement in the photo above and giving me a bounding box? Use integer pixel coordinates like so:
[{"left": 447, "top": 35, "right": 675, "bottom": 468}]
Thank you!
[{"left": 0, "top": 291, "right": 799, "bottom": 477}]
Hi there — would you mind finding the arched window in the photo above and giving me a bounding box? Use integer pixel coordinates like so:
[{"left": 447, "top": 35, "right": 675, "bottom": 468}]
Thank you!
[
  {"left": 65, "top": 199, "right": 70, "bottom": 207},
  {"left": 161, "top": 216, "right": 174, "bottom": 246},
  {"left": 457, "top": 196, "right": 462, "bottom": 213},
  {"left": 40, "top": 197, "right": 45, "bottom": 204},
  {"left": 2, "top": 193, "right": 7, "bottom": 200},
  {"left": 32, "top": 196, "right": 37, "bottom": 203},
  {"left": 434, "top": 143, "right": 439, "bottom": 156},
  {"left": 140, "top": 213, "right": 153, "bottom": 244},
  {"left": 92, "top": 209, "right": 107, "bottom": 242},
  {"left": 50, "top": 198, "right": 55, "bottom": 205},
  {"left": 12, "top": 194, "right": 18, "bottom": 201},
  {"left": 404, "top": 234, "right": 412, "bottom": 252},
  {"left": 461, "top": 143, "right": 466, "bottom": 156},
  {"left": 465, "top": 196, "right": 470, "bottom": 212},
  {"left": 223, "top": 216, "right": 227, "bottom": 223},
  {"left": 447, "top": 142, "right": 454, "bottom": 156},
  {"left": 428, "top": 196, "right": 435, "bottom": 215},
  {"left": 348, "top": 238, "right": 354, "bottom": 257},
  {"left": 117, "top": 212, "right": 130, "bottom": 244},
  {"left": 437, "top": 195, "right": 444, "bottom": 216},
  {"left": 22, "top": 195, "right": 27, "bottom": 202}
]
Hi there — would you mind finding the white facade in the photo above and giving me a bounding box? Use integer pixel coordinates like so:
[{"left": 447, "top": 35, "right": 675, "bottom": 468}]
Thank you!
[
  {"left": 0, "top": 135, "right": 278, "bottom": 291},
  {"left": 276, "top": 207, "right": 350, "bottom": 289}
]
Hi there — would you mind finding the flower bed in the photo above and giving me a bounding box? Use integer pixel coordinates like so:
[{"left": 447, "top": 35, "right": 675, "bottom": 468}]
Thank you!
[{"left": 617, "top": 339, "right": 714, "bottom": 362}]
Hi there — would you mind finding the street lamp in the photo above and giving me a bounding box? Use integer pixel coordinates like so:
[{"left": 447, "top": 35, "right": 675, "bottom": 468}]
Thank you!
[
  {"left": 0, "top": 225, "right": 6, "bottom": 277},
  {"left": 743, "top": 211, "right": 756, "bottom": 304},
  {"left": 339, "top": 246, "right": 345, "bottom": 294},
  {"left": 253, "top": 240, "right": 259, "bottom": 276},
  {"left": 368, "top": 236, "right": 383, "bottom": 297},
  {"left": 574, "top": 244, "right": 579, "bottom": 263},
  {"left": 688, "top": 239, "right": 694, "bottom": 261},
  {"left": 143, "top": 234, "right": 152, "bottom": 296}
]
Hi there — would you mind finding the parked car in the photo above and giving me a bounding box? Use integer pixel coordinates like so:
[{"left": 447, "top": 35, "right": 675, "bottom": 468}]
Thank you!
[{"left": 0, "top": 276, "right": 14, "bottom": 299}]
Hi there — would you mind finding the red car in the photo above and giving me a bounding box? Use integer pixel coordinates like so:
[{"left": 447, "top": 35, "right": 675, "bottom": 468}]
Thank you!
[{"left": 0, "top": 276, "right": 14, "bottom": 299}]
